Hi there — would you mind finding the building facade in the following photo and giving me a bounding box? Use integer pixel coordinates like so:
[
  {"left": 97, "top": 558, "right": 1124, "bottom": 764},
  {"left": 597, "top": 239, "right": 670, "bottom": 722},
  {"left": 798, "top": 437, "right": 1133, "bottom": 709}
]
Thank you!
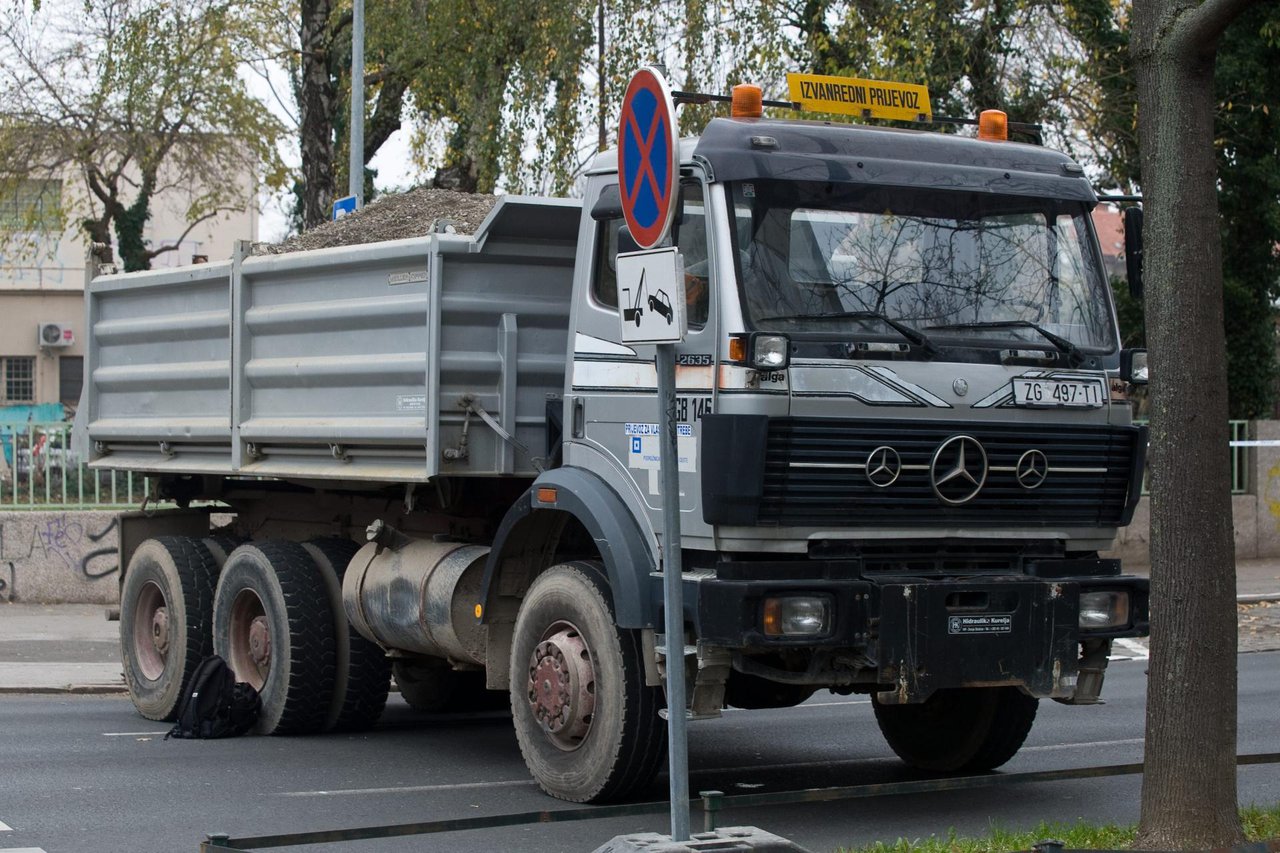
[{"left": 0, "top": 173, "right": 258, "bottom": 414}]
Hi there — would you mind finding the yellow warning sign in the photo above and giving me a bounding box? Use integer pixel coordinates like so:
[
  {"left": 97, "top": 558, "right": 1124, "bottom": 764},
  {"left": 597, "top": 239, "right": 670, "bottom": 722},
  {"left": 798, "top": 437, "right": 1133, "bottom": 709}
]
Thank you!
[{"left": 787, "top": 73, "right": 932, "bottom": 122}]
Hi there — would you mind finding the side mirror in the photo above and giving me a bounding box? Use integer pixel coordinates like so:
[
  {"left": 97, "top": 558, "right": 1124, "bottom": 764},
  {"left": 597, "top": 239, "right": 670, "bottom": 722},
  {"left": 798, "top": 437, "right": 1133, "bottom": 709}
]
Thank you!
[
  {"left": 1124, "top": 206, "right": 1143, "bottom": 301},
  {"left": 1121, "top": 348, "right": 1148, "bottom": 385}
]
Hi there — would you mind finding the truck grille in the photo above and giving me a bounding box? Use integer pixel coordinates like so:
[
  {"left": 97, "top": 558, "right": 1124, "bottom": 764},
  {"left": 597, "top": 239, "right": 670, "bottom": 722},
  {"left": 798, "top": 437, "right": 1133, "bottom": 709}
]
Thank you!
[{"left": 759, "top": 418, "right": 1140, "bottom": 527}]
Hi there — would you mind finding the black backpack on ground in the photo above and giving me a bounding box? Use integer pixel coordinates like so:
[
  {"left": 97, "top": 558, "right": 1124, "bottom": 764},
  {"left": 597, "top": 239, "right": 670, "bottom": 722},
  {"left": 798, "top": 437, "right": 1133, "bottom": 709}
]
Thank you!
[{"left": 166, "top": 655, "right": 261, "bottom": 739}]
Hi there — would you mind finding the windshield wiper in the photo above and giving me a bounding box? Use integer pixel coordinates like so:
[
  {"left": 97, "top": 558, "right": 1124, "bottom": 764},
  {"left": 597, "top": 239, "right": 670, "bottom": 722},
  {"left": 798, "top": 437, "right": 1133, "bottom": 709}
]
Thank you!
[
  {"left": 756, "top": 311, "right": 939, "bottom": 356},
  {"left": 924, "top": 320, "right": 1084, "bottom": 366}
]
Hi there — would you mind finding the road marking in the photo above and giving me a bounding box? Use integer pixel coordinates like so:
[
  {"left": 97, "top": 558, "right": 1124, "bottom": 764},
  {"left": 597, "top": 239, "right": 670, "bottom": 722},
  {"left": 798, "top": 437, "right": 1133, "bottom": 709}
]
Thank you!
[
  {"left": 1021, "top": 737, "right": 1144, "bottom": 753},
  {"left": 102, "top": 731, "right": 169, "bottom": 737},
  {"left": 1110, "top": 638, "right": 1150, "bottom": 660},
  {"left": 0, "top": 818, "right": 11, "bottom": 830},
  {"left": 723, "top": 699, "right": 871, "bottom": 714},
  {"left": 277, "top": 779, "right": 537, "bottom": 798},
  {"left": 3, "top": 849, "right": 47, "bottom": 852}
]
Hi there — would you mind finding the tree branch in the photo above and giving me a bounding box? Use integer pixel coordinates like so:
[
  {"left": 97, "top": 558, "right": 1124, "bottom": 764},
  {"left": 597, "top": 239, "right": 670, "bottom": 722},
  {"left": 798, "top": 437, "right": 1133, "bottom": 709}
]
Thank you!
[{"left": 1176, "top": 0, "right": 1264, "bottom": 53}]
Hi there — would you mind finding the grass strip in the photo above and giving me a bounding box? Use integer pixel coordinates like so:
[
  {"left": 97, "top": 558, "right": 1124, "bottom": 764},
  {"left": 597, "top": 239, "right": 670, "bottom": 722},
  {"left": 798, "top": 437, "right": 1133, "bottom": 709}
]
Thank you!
[{"left": 840, "top": 802, "right": 1280, "bottom": 852}]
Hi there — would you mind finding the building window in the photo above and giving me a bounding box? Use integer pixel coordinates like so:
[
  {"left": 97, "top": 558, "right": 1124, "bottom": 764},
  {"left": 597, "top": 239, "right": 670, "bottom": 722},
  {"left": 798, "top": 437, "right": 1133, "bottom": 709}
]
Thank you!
[
  {"left": 2, "top": 357, "right": 35, "bottom": 404},
  {"left": 60, "top": 356, "right": 83, "bottom": 409},
  {"left": 0, "top": 179, "right": 63, "bottom": 232}
]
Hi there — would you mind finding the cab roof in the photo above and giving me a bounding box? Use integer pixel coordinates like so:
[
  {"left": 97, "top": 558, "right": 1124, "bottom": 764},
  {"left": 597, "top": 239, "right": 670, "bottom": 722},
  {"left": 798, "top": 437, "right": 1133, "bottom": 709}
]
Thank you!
[{"left": 590, "top": 116, "right": 1094, "bottom": 204}]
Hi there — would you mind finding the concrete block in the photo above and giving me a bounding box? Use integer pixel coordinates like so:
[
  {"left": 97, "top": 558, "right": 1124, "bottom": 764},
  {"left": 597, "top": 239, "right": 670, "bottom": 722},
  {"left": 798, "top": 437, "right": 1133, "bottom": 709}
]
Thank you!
[{"left": 591, "top": 827, "right": 813, "bottom": 853}]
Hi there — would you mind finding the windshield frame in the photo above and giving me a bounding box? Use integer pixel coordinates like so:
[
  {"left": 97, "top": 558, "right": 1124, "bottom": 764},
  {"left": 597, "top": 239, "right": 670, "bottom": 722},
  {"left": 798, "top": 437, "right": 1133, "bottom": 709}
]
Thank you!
[{"left": 726, "top": 179, "right": 1120, "bottom": 357}]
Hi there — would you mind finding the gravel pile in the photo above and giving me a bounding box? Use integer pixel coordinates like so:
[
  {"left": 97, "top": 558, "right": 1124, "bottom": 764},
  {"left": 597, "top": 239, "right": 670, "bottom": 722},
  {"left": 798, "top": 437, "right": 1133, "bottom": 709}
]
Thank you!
[{"left": 254, "top": 188, "right": 500, "bottom": 255}]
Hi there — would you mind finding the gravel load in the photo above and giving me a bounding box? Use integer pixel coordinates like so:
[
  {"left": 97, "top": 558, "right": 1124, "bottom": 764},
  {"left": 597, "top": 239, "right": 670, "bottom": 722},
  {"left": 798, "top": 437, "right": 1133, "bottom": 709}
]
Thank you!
[{"left": 254, "top": 188, "right": 500, "bottom": 255}]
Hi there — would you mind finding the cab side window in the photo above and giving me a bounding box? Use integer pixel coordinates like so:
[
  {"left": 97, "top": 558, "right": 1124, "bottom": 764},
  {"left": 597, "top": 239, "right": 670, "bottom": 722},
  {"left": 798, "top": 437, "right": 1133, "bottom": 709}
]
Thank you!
[{"left": 590, "top": 181, "right": 711, "bottom": 328}]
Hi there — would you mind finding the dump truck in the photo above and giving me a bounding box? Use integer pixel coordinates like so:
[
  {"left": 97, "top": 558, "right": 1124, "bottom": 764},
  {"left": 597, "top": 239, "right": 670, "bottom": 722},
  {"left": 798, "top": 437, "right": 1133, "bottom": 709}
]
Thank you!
[{"left": 82, "top": 77, "right": 1150, "bottom": 804}]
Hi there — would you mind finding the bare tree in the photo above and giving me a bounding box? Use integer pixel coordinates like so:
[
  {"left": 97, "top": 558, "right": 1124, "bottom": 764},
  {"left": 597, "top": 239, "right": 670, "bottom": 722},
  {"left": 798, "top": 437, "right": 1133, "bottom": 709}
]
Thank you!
[{"left": 1131, "top": 0, "right": 1263, "bottom": 846}]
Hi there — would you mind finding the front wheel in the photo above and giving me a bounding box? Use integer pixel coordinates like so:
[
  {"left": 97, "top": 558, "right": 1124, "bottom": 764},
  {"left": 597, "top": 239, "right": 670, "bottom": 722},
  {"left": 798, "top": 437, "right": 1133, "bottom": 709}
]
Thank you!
[
  {"left": 872, "top": 686, "right": 1038, "bottom": 772},
  {"left": 510, "top": 562, "right": 665, "bottom": 803}
]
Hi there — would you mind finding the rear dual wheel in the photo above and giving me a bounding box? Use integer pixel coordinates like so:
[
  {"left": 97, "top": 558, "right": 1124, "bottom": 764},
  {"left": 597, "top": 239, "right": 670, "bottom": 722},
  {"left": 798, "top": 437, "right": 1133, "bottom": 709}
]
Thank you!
[
  {"left": 303, "top": 537, "right": 391, "bottom": 731},
  {"left": 213, "top": 541, "right": 336, "bottom": 735},
  {"left": 120, "top": 537, "right": 220, "bottom": 721}
]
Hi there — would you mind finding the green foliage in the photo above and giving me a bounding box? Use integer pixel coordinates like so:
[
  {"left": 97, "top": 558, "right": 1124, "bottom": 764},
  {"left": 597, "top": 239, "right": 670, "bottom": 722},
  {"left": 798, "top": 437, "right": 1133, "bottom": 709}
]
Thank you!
[
  {"left": 839, "top": 803, "right": 1280, "bottom": 852},
  {"left": 0, "top": 0, "right": 289, "bottom": 270},
  {"left": 1215, "top": 4, "right": 1280, "bottom": 419}
]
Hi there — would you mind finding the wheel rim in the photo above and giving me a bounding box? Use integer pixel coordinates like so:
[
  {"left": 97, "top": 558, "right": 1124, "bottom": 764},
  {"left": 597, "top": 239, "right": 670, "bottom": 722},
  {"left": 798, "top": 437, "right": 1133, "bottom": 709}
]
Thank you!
[
  {"left": 132, "top": 581, "right": 171, "bottom": 681},
  {"left": 526, "top": 620, "right": 596, "bottom": 751},
  {"left": 228, "top": 588, "right": 270, "bottom": 690}
]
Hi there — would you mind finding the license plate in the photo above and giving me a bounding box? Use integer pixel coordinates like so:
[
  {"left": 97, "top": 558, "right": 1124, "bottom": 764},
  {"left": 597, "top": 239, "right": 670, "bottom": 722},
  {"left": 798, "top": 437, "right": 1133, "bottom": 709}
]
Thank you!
[{"left": 1012, "top": 377, "right": 1104, "bottom": 408}]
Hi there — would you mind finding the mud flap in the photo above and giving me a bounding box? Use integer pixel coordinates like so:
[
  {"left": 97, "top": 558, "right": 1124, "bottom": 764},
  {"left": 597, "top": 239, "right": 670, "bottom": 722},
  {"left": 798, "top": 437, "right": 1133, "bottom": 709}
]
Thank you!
[{"left": 875, "top": 579, "right": 1079, "bottom": 704}]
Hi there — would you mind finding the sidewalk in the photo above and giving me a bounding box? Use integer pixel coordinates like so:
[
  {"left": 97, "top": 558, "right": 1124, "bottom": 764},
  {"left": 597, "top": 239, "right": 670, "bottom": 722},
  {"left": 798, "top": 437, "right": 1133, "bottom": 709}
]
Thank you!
[{"left": 1, "top": 560, "right": 1278, "bottom": 695}]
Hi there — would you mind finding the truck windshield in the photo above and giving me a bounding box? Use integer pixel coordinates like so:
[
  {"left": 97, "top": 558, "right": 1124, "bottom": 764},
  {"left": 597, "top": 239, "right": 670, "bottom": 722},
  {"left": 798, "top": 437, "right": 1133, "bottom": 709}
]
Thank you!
[{"left": 730, "top": 180, "right": 1116, "bottom": 351}]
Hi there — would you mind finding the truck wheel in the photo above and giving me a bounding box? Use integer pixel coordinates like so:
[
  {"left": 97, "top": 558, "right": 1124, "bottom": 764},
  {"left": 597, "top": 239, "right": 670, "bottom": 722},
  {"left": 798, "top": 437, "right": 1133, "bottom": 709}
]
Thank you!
[
  {"left": 303, "top": 537, "right": 391, "bottom": 731},
  {"left": 872, "top": 686, "right": 1038, "bottom": 772},
  {"left": 213, "top": 541, "right": 336, "bottom": 735},
  {"left": 120, "top": 537, "right": 220, "bottom": 721},
  {"left": 202, "top": 534, "right": 247, "bottom": 568},
  {"left": 724, "top": 671, "right": 817, "bottom": 710},
  {"left": 393, "top": 660, "right": 459, "bottom": 712},
  {"left": 393, "top": 662, "right": 505, "bottom": 713},
  {"left": 509, "top": 561, "right": 666, "bottom": 803}
]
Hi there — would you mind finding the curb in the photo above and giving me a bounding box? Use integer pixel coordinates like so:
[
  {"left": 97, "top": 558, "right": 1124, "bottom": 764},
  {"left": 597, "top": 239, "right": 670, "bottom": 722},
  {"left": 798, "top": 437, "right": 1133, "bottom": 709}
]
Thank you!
[
  {"left": 1238, "top": 593, "right": 1280, "bottom": 604},
  {"left": 0, "top": 683, "right": 127, "bottom": 695}
]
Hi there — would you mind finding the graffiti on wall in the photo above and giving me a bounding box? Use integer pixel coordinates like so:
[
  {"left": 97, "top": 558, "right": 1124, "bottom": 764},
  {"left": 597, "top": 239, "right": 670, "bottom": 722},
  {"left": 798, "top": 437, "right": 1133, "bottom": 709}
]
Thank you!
[{"left": 0, "top": 513, "right": 118, "bottom": 602}]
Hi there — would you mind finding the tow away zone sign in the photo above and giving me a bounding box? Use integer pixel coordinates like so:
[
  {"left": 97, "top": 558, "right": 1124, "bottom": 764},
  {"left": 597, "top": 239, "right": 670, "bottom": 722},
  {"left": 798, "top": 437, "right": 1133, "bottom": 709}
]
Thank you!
[{"left": 787, "top": 73, "right": 932, "bottom": 122}]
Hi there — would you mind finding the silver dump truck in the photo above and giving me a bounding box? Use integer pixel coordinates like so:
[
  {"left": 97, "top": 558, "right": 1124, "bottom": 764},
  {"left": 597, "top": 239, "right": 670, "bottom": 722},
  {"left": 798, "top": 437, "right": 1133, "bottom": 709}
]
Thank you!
[{"left": 82, "top": 107, "right": 1150, "bottom": 804}]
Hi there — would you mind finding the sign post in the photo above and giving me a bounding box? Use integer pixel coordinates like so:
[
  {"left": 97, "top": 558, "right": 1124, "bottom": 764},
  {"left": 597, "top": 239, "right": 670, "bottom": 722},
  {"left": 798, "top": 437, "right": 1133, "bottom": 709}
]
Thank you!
[{"left": 617, "top": 66, "right": 689, "bottom": 842}]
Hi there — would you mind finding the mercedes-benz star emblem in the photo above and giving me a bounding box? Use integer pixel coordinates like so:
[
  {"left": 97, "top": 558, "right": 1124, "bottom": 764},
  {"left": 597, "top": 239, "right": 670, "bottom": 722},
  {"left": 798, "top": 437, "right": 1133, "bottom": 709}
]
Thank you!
[
  {"left": 1016, "top": 449, "right": 1049, "bottom": 489},
  {"left": 930, "top": 435, "right": 988, "bottom": 505},
  {"left": 865, "top": 446, "right": 901, "bottom": 488}
]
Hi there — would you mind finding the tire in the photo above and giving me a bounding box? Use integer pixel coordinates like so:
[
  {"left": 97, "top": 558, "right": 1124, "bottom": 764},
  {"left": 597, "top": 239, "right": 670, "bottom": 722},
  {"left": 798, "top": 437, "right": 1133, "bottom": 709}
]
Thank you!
[
  {"left": 119, "top": 537, "right": 220, "bottom": 721},
  {"left": 872, "top": 686, "right": 1039, "bottom": 772},
  {"left": 212, "top": 541, "right": 336, "bottom": 735},
  {"left": 303, "top": 537, "right": 391, "bottom": 731},
  {"left": 202, "top": 533, "right": 247, "bottom": 568},
  {"left": 393, "top": 662, "right": 505, "bottom": 714},
  {"left": 509, "top": 561, "right": 666, "bottom": 803},
  {"left": 724, "top": 671, "right": 817, "bottom": 710}
]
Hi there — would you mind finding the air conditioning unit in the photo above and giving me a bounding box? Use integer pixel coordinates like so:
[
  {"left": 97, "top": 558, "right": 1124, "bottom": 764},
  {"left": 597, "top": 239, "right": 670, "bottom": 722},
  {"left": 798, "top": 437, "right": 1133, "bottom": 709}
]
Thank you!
[{"left": 38, "top": 322, "right": 75, "bottom": 348}]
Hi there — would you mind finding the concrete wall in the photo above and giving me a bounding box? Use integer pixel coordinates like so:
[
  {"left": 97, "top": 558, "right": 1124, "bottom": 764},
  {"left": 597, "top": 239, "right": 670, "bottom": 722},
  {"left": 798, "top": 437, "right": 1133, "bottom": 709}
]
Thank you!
[
  {"left": 0, "top": 510, "right": 119, "bottom": 604},
  {"left": 1105, "top": 419, "right": 1280, "bottom": 569}
]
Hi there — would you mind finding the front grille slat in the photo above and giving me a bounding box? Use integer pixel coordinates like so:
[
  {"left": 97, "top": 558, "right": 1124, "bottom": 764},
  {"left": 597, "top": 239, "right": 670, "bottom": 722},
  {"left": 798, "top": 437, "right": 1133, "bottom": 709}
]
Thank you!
[{"left": 758, "top": 418, "right": 1137, "bottom": 527}]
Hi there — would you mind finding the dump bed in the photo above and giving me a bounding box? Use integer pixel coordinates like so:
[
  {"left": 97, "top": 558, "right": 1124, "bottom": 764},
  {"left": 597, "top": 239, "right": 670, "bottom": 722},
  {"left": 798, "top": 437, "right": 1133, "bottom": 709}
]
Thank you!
[{"left": 83, "top": 196, "right": 580, "bottom": 482}]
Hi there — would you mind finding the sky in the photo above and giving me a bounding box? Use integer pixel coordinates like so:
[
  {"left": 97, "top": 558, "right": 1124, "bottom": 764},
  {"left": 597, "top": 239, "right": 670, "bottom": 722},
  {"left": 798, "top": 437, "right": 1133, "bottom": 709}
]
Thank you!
[{"left": 244, "top": 59, "right": 423, "bottom": 243}]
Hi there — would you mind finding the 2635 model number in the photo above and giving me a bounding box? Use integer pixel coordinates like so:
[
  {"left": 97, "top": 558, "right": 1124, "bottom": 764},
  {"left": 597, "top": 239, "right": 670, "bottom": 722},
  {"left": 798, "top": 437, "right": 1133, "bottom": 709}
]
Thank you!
[{"left": 1012, "top": 377, "right": 1104, "bottom": 408}]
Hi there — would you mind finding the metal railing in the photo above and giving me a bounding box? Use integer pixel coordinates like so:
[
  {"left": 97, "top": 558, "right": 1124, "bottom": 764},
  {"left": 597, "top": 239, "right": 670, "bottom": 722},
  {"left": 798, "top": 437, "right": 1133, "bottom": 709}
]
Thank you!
[
  {"left": 0, "top": 421, "right": 150, "bottom": 509},
  {"left": 1138, "top": 419, "right": 1249, "bottom": 496}
]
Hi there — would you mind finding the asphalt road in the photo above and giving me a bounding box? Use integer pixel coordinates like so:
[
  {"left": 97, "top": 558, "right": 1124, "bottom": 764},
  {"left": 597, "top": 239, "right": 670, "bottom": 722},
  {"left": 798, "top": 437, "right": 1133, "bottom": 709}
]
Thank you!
[{"left": 1, "top": 652, "right": 1278, "bottom": 853}]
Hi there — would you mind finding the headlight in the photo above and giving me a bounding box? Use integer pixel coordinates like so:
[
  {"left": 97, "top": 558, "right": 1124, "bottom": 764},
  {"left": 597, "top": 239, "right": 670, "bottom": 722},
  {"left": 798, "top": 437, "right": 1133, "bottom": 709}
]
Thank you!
[
  {"left": 762, "top": 595, "right": 831, "bottom": 637},
  {"left": 729, "top": 333, "right": 791, "bottom": 371},
  {"left": 1079, "top": 590, "right": 1130, "bottom": 630}
]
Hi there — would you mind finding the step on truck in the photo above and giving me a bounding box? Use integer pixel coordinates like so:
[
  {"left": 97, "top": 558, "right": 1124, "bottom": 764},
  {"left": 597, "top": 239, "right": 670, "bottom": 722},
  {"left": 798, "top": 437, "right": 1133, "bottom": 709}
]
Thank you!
[{"left": 82, "top": 75, "right": 1151, "bottom": 804}]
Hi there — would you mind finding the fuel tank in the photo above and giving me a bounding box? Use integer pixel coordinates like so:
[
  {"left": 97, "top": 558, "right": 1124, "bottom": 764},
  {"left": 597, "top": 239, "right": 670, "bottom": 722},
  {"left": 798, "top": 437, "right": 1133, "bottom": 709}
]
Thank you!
[{"left": 342, "top": 526, "right": 489, "bottom": 665}]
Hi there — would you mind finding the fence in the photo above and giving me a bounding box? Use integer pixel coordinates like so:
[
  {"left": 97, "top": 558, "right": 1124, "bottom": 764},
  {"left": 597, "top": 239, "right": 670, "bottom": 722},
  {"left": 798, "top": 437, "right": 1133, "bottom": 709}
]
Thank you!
[
  {"left": 0, "top": 421, "right": 150, "bottom": 509},
  {"left": 0, "top": 419, "right": 1256, "bottom": 510}
]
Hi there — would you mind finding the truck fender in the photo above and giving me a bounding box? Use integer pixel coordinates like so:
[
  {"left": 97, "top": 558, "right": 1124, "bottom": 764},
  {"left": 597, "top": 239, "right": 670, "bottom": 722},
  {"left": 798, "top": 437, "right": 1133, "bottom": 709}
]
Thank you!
[{"left": 479, "top": 466, "right": 657, "bottom": 631}]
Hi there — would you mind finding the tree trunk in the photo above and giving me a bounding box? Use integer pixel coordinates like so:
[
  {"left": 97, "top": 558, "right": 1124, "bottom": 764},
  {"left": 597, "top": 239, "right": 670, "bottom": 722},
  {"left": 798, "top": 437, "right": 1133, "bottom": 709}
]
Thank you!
[
  {"left": 299, "top": 0, "right": 336, "bottom": 229},
  {"left": 1130, "top": 0, "right": 1255, "bottom": 846}
]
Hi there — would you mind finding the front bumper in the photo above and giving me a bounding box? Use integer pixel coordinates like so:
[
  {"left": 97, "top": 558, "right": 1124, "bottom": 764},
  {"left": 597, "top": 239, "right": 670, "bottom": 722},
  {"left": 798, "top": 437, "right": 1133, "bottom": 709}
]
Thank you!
[{"left": 679, "top": 561, "right": 1149, "bottom": 702}]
